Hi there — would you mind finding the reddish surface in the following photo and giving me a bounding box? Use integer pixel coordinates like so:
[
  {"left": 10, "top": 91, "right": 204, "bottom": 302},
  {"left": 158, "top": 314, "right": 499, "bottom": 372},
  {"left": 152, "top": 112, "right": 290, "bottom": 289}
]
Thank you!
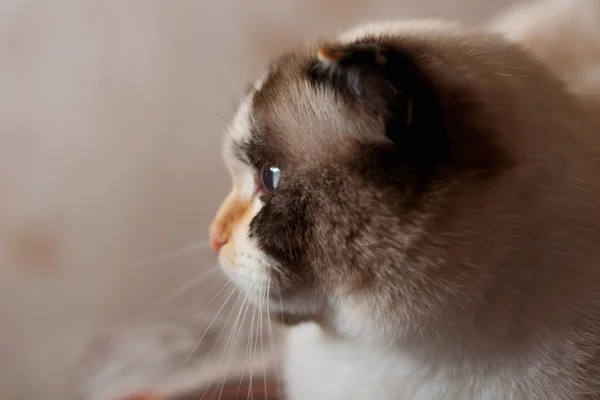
[
  {"left": 201, "top": 378, "right": 280, "bottom": 399},
  {"left": 120, "top": 378, "right": 281, "bottom": 400}
]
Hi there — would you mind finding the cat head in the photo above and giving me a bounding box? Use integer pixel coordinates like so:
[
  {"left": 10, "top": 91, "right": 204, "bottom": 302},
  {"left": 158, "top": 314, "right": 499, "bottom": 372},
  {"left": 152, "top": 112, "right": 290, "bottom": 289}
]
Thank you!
[{"left": 209, "top": 21, "right": 578, "bottom": 343}]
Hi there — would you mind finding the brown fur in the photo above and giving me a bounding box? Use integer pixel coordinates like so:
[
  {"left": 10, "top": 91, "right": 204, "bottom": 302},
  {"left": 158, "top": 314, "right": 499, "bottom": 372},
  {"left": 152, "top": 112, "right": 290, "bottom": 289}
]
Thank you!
[{"left": 212, "top": 5, "right": 600, "bottom": 399}]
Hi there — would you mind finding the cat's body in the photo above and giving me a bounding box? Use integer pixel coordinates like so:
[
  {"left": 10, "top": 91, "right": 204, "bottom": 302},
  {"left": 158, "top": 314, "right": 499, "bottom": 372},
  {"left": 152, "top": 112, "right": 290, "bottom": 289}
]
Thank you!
[
  {"left": 282, "top": 3, "right": 600, "bottom": 399},
  {"left": 209, "top": 0, "right": 600, "bottom": 399}
]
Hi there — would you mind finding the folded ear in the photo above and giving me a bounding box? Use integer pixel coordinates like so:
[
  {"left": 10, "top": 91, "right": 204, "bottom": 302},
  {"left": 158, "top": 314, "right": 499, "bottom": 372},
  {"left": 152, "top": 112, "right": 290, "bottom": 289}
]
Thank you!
[
  {"left": 308, "top": 41, "right": 442, "bottom": 150},
  {"left": 308, "top": 39, "right": 513, "bottom": 179}
]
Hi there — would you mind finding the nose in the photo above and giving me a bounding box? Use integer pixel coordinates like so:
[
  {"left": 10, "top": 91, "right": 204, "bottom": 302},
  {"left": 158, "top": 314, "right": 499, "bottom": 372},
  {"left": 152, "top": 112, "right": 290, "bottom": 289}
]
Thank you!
[{"left": 209, "top": 228, "right": 227, "bottom": 253}]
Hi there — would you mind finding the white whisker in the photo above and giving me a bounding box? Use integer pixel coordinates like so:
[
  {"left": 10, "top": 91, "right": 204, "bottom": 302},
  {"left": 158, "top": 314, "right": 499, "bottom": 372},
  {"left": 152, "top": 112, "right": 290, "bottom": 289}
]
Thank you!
[
  {"left": 279, "top": 285, "right": 284, "bottom": 334},
  {"left": 196, "top": 291, "right": 246, "bottom": 400},
  {"left": 141, "top": 264, "right": 220, "bottom": 319},
  {"left": 237, "top": 299, "right": 256, "bottom": 399},
  {"left": 261, "top": 284, "right": 268, "bottom": 400},
  {"left": 201, "top": 108, "right": 231, "bottom": 126},
  {"left": 213, "top": 292, "right": 252, "bottom": 400},
  {"left": 248, "top": 283, "right": 266, "bottom": 400},
  {"left": 210, "top": 54, "right": 245, "bottom": 102},
  {"left": 144, "top": 240, "right": 213, "bottom": 270},
  {"left": 245, "top": 293, "right": 260, "bottom": 400},
  {"left": 177, "top": 284, "right": 236, "bottom": 372},
  {"left": 188, "top": 280, "right": 231, "bottom": 327},
  {"left": 266, "top": 280, "right": 280, "bottom": 398}
]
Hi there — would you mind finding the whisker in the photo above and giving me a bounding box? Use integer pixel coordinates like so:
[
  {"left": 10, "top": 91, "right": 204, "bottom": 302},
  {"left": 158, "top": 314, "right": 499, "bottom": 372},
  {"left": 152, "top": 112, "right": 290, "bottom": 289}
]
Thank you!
[
  {"left": 265, "top": 280, "right": 280, "bottom": 398},
  {"left": 244, "top": 293, "right": 260, "bottom": 400},
  {"left": 196, "top": 291, "right": 246, "bottom": 400},
  {"left": 210, "top": 54, "right": 245, "bottom": 102},
  {"left": 231, "top": 296, "right": 254, "bottom": 390},
  {"left": 141, "top": 264, "right": 220, "bottom": 318},
  {"left": 248, "top": 283, "right": 265, "bottom": 400},
  {"left": 212, "top": 292, "right": 252, "bottom": 400},
  {"left": 143, "top": 240, "right": 213, "bottom": 270},
  {"left": 237, "top": 299, "right": 256, "bottom": 399},
  {"left": 188, "top": 279, "right": 232, "bottom": 327},
  {"left": 201, "top": 108, "right": 231, "bottom": 126},
  {"left": 261, "top": 284, "right": 268, "bottom": 400},
  {"left": 199, "top": 109, "right": 261, "bottom": 159},
  {"left": 207, "top": 291, "right": 245, "bottom": 357},
  {"left": 279, "top": 285, "right": 285, "bottom": 338},
  {"left": 177, "top": 284, "right": 236, "bottom": 372}
]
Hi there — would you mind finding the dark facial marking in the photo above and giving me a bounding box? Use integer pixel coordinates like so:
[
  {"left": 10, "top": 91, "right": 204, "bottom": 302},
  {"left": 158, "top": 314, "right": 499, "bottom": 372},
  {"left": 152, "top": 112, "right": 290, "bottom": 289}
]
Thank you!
[{"left": 307, "top": 37, "right": 512, "bottom": 179}]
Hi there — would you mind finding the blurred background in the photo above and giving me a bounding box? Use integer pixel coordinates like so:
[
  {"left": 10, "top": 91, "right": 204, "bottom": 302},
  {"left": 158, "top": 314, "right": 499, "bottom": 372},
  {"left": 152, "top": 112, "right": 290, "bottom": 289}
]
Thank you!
[{"left": 0, "top": 0, "right": 516, "bottom": 398}]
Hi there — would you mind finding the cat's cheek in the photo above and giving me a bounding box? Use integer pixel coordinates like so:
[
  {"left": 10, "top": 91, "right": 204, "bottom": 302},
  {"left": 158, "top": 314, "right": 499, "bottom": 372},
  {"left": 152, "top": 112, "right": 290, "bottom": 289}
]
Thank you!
[
  {"left": 217, "top": 201, "right": 273, "bottom": 299},
  {"left": 218, "top": 238, "right": 269, "bottom": 290}
]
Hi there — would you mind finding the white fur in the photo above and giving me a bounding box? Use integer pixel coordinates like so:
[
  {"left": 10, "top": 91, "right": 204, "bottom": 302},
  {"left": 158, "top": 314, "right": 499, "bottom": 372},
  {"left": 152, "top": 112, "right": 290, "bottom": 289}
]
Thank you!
[
  {"left": 224, "top": 95, "right": 254, "bottom": 161},
  {"left": 285, "top": 323, "right": 513, "bottom": 400}
]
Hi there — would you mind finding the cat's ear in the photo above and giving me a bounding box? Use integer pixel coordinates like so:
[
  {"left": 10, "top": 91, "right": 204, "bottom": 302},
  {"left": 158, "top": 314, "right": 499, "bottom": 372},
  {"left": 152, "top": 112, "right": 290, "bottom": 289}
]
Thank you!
[
  {"left": 309, "top": 41, "right": 508, "bottom": 175},
  {"left": 309, "top": 42, "right": 440, "bottom": 146}
]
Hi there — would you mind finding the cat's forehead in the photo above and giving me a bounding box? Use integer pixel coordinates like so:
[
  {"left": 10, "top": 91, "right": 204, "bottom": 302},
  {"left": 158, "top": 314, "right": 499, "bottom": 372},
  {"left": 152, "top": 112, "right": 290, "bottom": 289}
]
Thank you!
[
  {"left": 222, "top": 20, "right": 494, "bottom": 171},
  {"left": 225, "top": 48, "right": 372, "bottom": 169},
  {"left": 224, "top": 21, "right": 456, "bottom": 155}
]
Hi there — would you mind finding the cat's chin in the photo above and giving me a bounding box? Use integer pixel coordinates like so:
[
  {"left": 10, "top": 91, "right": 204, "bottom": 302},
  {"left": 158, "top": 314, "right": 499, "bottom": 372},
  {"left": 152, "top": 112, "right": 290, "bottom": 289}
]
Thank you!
[
  {"left": 269, "top": 310, "right": 322, "bottom": 327},
  {"left": 270, "top": 312, "right": 309, "bottom": 326}
]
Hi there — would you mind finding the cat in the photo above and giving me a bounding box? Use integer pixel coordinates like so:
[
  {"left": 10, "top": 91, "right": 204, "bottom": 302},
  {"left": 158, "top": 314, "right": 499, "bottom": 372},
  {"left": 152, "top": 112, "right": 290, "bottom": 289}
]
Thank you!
[
  {"left": 206, "top": 0, "right": 600, "bottom": 399},
  {"left": 126, "top": 0, "right": 600, "bottom": 399}
]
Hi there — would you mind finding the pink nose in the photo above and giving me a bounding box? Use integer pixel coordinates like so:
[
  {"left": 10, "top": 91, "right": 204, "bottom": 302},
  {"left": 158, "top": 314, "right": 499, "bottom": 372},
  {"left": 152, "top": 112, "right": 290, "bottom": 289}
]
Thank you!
[{"left": 209, "top": 230, "right": 227, "bottom": 253}]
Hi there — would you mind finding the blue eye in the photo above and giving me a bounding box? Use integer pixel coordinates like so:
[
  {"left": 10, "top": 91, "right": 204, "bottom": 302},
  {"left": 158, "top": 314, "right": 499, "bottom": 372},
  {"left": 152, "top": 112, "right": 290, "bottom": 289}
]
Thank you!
[{"left": 260, "top": 165, "right": 281, "bottom": 193}]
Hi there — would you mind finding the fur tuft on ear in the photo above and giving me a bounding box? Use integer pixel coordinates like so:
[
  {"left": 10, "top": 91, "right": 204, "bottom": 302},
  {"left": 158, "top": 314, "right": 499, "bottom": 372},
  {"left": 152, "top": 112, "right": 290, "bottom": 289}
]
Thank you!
[
  {"left": 317, "top": 47, "right": 345, "bottom": 65},
  {"left": 316, "top": 44, "right": 388, "bottom": 66}
]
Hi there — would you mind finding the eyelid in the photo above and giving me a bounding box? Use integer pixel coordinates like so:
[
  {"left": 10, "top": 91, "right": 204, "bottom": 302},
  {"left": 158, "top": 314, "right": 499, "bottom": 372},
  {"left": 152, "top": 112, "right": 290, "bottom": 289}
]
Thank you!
[{"left": 254, "top": 177, "right": 272, "bottom": 201}]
